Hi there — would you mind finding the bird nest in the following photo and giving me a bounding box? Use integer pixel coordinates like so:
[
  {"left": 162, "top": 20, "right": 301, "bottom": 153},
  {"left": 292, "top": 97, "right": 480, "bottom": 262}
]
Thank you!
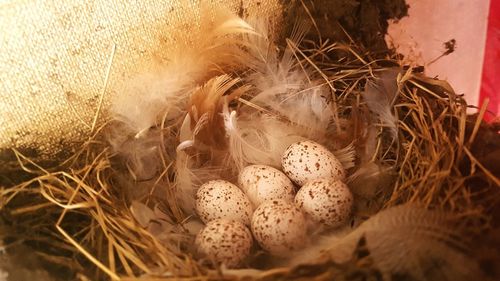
[{"left": 1, "top": 5, "right": 499, "bottom": 281}]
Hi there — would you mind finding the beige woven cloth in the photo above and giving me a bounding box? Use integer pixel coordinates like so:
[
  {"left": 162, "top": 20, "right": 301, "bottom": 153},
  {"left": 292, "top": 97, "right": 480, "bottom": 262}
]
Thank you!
[{"left": 0, "top": 0, "right": 282, "bottom": 171}]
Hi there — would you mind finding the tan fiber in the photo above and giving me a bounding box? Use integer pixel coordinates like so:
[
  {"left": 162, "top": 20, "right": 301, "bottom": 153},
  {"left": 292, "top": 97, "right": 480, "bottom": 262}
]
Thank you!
[{"left": 0, "top": 0, "right": 282, "bottom": 170}]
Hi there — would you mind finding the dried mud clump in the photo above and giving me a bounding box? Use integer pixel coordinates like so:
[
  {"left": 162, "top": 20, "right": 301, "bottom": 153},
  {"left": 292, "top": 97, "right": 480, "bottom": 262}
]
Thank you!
[{"left": 282, "top": 0, "right": 408, "bottom": 52}]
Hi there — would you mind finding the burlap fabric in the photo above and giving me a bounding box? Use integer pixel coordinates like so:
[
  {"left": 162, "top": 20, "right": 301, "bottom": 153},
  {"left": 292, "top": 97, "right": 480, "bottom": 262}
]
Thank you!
[{"left": 0, "top": 0, "right": 282, "bottom": 171}]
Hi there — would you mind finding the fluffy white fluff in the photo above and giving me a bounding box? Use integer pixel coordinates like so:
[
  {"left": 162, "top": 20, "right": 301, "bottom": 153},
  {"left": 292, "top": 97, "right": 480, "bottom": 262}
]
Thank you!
[
  {"left": 109, "top": 4, "right": 257, "bottom": 181},
  {"left": 362, "top": 68, "right": 401, "bottom": 140},
  {"left": 223, "top": 108, "right": 306, "bottom": 170},
  {"left": 111, "top": 5, "right": 359, "bottom": 217}
]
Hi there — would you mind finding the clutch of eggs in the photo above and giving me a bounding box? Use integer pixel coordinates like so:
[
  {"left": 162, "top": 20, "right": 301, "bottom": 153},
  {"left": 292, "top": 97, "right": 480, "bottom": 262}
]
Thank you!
[{"left": 194, "top": 140, "right": 353, "bottom": 267}]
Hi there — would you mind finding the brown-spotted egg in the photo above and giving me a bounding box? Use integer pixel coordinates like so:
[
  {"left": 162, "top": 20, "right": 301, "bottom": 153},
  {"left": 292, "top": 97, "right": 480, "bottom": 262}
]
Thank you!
[
  {"left": 238, "top": 165, "right": 296, "bottom": 207},
  {"left": 195, "top": 219, "right": 253, "bottom": 268},
  {"left": 282, "top": 140, "right": 346, "bottom": 186},
  {"left": 251, "top": 199, "right": 307, "bottom": 256},
  {"left": 295, "top": 178, "right": 353, "bottom": 227},
  {"left": 195, "top": 180, "right": 253, "bottom": 225}
]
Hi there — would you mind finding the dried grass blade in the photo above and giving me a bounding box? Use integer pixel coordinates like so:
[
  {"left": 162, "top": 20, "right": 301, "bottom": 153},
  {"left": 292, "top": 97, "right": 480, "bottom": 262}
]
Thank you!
[
  {"left": 56, "top": 224, "right": 120, "bottom": 280},
  {"left": 463, "top": 146, "right": 500, "bottom": 186}
]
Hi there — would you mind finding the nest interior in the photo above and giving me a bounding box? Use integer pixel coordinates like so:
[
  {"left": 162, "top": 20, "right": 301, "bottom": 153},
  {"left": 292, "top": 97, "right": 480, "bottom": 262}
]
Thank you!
[{"left": 1, "top": 1, "right": 499, "bottom": 281}]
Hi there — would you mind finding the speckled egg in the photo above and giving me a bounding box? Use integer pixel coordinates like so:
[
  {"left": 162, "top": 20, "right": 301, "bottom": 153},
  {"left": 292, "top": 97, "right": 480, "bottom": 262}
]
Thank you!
[
  {"left": 295, "top": 178, "right": 353, "bottom": 227},
  {"left": 195, "top": 180, "right": 253, "bottom": 225},
  {"left": 195, "top": 219, "right": 253, "bottom": 268},
  {"left": 238, "top": 165, "right": 296, "bottom": 207},
  {"left": 282, "top": 140, "right": 346, "bottom": 186},
  {"left": 251, "top": 199, "right": 307, "bottom": 256}
]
